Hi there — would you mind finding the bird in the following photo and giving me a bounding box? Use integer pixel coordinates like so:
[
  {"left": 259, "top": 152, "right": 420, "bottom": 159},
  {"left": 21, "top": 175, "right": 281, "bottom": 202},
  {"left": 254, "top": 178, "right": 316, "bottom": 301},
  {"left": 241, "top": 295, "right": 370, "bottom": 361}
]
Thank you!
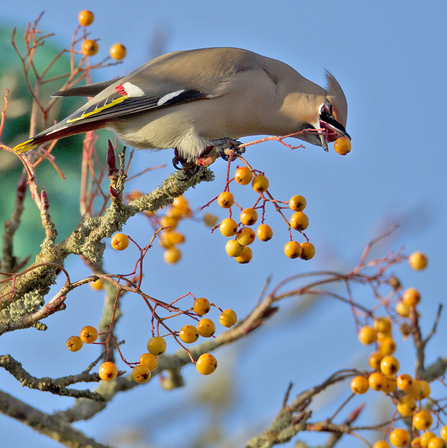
[{"left": 14, "top": 47, "right": 350, "bottom": 166}]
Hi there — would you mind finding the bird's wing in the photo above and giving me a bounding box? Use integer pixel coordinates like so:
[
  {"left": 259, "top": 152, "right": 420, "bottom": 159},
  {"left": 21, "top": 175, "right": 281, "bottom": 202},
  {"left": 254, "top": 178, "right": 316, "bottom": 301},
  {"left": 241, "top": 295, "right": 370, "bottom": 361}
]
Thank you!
[{"left": 55, "top": 48, "right": 264, "bottom": 126}]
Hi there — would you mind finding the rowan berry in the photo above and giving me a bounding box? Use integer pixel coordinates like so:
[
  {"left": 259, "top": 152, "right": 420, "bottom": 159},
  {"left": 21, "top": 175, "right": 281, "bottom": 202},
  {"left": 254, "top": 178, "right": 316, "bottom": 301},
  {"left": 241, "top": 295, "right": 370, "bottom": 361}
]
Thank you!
[
  {"left": 358, "top": 326, "right": 377, "bottom": 345},
  {"left": 284, "top": 241, "right": 302, "bottom": 259},
  {"left": 240, "top": 208, "right": 258, "bottom": 226},
  {"left": 234, "top": 167, "right": 252, "bottom": 185},
  {"left": 300, "top": 242, "right": 315, "bottom": 260},
  {"left": 236, "top": 227, "right": 255, "bottom": 246},
  {"left": 193, "top": 298, "right": 210, "bottom": 316},
  {"left": 78, "top": 10, "right": 94, "bottom": 26},
  {"left": 139, "top": 353, "right": 158, "bottom": 371},
  {"left": 409, "top": 251, "right": 428, "bottom": 270},
  {"left": 389, "top": 428, "right": 410, "bottom": 447},
  {"left": 290, "top": 212, "right": 309, "bottom": 231},
  {"left": 350, "top": 376, "right": 369, "bottom": 394},
  {"left": 413, "top": 411, "right": 433, "bottom": 431},
  {"left": 219, "top": 309, "right": 237, "bottom": 328},
  {"left": 197, "top": 318, "right": 215, "bottom": 337},
  {"left": 79, "top": 326, "right": 98, "bottom": 344},
  {"left": 252, "top": 174, "right": 269, "bottom": 193},
  {"left": 402, "top": 288, "right": 421, "bottom": 307},
  {"left": 179, "top": 325, "right": 199, "bottom": 343},
  {"left": 235, "top": 246, "right": 253, "bottom": 264},
  {"left": 99, "top": 362, "right": 118, "bottom": 381},
  {"left": 66, "top": 336, "right": 83, "bottom": 352},
  {"left": 217, "top": 192, "right": 234, "bottom": 208},
  {"left": 289, "top": 195, "right": 307, "bottom": 212},
  {"left": 81, "top": 39, "right": 99, "bottom": 56},
  {"left": 109, "top": 43, "right": 126, "bottom": 60},
  {"left": 256, "top": 224, "right": 273, "bottom": 241},
  {"left": 111, "top": 233, "right": 129, "bottom": 250},
  {"left": 196, "top": 353, "right": 217, "bottom": 375},
  {"left": 132, "top": 364, "right": 151, "bottom": 383},
  {"left": 147, "top": 336, "right": 166, "bottom": 355},
  {"left": 219, "top": 218, "right": 238, "bottom": 237},
  {"left": 334, "top": 136, "right": 352, "bottom": 155}
]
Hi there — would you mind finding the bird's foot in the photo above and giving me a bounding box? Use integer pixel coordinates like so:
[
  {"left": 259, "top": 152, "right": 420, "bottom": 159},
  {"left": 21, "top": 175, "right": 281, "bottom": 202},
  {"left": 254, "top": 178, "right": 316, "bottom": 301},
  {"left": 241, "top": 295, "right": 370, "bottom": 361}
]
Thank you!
[
  {"left": 196, "top": 138, "right": 244, "bottom": 166},
  {"left": 172, "top": 149, "right": 200, "bottom": 180}
]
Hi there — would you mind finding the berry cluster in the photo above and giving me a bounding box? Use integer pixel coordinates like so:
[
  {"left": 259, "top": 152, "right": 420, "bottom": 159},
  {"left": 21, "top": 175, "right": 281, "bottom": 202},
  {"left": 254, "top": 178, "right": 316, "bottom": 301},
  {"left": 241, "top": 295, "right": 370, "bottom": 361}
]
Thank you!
[
  {"left": 348, "top": 252, "right": 442, "bottom": 447},
  {"left": 70, "top": 249, "right": 238, "bottom": 381},
  {"left": 212, "top": 166, "right": 316, "bottom": 263},
  {"left": 78, "top": 10, "right": 127, "bottom": 60}
]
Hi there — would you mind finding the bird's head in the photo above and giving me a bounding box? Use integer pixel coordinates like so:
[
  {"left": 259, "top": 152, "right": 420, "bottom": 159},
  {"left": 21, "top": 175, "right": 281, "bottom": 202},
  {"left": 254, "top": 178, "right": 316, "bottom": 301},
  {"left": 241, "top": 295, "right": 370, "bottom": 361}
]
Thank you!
[{"left": 294, "top": 71, "right": 350, "bottom": 151}]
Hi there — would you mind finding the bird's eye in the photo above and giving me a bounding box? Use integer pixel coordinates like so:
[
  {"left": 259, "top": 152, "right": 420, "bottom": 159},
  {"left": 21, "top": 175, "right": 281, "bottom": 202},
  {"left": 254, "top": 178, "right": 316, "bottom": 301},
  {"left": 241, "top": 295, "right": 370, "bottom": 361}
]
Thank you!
[{"left": 320, "top": 102, "right": 332, "bottom": 117}]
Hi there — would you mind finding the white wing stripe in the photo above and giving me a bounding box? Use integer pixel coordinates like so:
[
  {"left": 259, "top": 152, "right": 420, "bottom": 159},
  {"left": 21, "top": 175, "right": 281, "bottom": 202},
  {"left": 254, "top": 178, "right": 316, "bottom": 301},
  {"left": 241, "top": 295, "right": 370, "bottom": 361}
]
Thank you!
[{"left": 157, "top": 89, "right": 185, "bottom": 106}]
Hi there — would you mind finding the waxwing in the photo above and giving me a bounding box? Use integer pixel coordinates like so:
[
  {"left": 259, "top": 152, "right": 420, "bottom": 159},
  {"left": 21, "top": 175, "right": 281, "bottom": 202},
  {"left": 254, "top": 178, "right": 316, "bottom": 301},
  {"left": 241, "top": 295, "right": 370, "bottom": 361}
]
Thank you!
[{"left": 14, "top": 47, "right": 350, "bottom": 161}]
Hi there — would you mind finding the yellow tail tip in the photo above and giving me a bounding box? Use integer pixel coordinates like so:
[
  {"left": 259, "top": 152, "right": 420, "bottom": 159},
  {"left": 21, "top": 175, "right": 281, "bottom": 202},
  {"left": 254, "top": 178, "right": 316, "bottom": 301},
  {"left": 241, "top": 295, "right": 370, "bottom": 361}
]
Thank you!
[{"left": 13, "top": 139, "right": 38, "bottom": 154}]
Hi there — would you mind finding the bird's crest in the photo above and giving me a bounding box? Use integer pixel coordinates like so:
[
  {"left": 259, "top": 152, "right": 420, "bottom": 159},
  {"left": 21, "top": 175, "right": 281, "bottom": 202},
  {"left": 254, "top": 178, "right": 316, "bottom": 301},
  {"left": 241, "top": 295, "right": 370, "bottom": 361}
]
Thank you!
[{"left": 325, "top": 70, "right": 348, "bottom": 128}]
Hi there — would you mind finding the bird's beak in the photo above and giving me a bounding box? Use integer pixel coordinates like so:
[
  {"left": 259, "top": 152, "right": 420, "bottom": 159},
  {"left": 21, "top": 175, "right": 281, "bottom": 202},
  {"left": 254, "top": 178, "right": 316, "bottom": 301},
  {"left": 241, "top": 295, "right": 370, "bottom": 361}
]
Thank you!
[{"left": 319, "top": 118, "right": 351, "bottom": 152}]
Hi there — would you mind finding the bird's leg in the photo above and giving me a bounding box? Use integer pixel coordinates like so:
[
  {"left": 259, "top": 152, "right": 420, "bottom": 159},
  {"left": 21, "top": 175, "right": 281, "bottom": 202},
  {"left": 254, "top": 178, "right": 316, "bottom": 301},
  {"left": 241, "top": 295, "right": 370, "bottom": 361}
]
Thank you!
[
  {"left": 172, "top": 148, "right": 200, "bottom": 180},
  {"left": 196, "top": 138, "right": 244, "bottom": 166}
]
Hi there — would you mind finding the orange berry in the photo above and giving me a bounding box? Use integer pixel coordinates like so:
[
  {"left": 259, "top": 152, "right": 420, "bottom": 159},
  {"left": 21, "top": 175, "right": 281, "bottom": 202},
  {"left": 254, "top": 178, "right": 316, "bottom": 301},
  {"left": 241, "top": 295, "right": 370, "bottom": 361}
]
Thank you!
[
  {"left": 66, "top": 335, "right": 83, "bottom": 352},
  {"left": 234, "top": 167, "right": 253, "bottom": 185},
  {"left": 236, "top": 227, "right": 255, "bottom": 246},
  {"left": 256, "top": 224, "right": 273, "bottom": 241},
  {"left": 369, "top": 351, "right": 384, "bottom": 369},
  {"left": 389, "top": 428, "right": 410, "bottom": 447},
  {"left": 284, "top": 241, "right": 302, "bottom": 259},
  {"left": 396, "top": 301, "right": 411, "bottom": 317},
  {"left": 197, "top": 318, "right": 216, "bottom": 338},
  {"left": 196, "top": 353, "right": 217, "bottom": 375},
  {"left": 203, "top": 213, "right": 219, "bottom": 228},
  {"left": 409, "top": 252, "right": 428, "bottom": 271},
  {"left": 358, "top": 326, "right": 377, "bottom": 345},
  {"left": 225, "top": 239, "right": 245, "bottom": 257},
  {"left": 99, "top": 362, "right": 118, "bottom": 381},
  {"left": 78, "top": 10, "right": 94, "bottom": 26},
  {"left": 374, "top": 442, "right": 391, "bottom": 448},
  {"left": 411, "top": 437, "right": 422, "bottom": 448},
  {"left": 380, "top": 355, "right": 400, "bottom": 377},
  {"left": 379, "top": 336, "right": 396, "bottom": 355},
  {"left": 402, "top": 287, "right": 421, "bottom": 307},
  {"left": 406, "top": 379, "right": 423, "bottom": 398},
  {"left": 334, "top": 136, "right": 352, "bottom": 155},
  {"left": 397, "top": 396, "right": 417, "bottom": 417},
  {"left": 109, "top": 43, "right": 127, "bottom": 60},
  {"left": 81, "top": 39, "right": 99, "bottom": 56},
  {"left": 397, "top": 373, "right": 413, "bottom": 391},
  {"left": 139, "top": 353, "right": 158, "bottom": 371},
  {"left": 235, "top": 246, "right": 252, "bottom": 264},
  {"left": 90, "top": 279, "right": 104, "bottom": 290},
  {"left": 252, "top": 174, "right": 269, "bottom": 193},
  {"left": 163, "top": 247, "right": 181, "bottom": 264},
  {"left": 413, "top": 410, "right": 433, "bottom": 431},
  {"left": 383, "top": 377, "right": 397, "bottom": 393},
  {"left": 300, "top": 242, "right": 315, "bottom": 260},
  {"left": 289, "top": 195, "right": 307, "bottom": 212},
  {"left": 290, "top": 212, "right": 309, "bottom": 231},
  {"left": 350, "top": 376, "right": 369, "bottom": 394},
  {"left": 420, "top": 380, "right": 431, "bottom": 399},
  {"left": 219, "top": 218, "right": 238, "bottom": 237},
  {"left": 440, "top": 426, "right": 447, "bottom": 441},
  {"left": 368, "top": 372, "right": 387, "bottom": 391},
  {"left": 179, "top": 325, "right": 199, "bottom": 343},
  {"left": 160, "top": 216, "right": 178, "bottom": 230},
  {"left": 421, "top": 432, "right": 436, "bottom": 447},
  {"left": 374, "top": 317, "right": 392, "bottom": 334},
  {"left": 217, "top": 192, "right": 234, "bottom": 208},
  {"left": 111, "top": 233, "right": 129, "bottom": 250},
  {"left": 147, "top": 336, "right": 166, "bottom": 356},
  {"left": 193, "top": 298, "right": 210, "bottom": 316},
  {"left": 132, "top": 364, "right": 151, "bottom": 383},
  {"left": 428, "top": 438, "right": 446, "bottom": 448},
  {"left": 219, "top": 309, "right": 237, "bottom": 328},
  {"left": 79, "top": 326, "right": 98, "bottom": 344},
  {"left": 240, "top": 208, "right": 258, "bottom": 226}
]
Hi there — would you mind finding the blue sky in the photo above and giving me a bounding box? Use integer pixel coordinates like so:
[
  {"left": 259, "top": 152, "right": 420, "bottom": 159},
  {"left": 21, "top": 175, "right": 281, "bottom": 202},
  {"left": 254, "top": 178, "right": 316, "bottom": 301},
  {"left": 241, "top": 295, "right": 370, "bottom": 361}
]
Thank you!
[{"left": 1, "top": 1, "right": 447, "bottom": 447}]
